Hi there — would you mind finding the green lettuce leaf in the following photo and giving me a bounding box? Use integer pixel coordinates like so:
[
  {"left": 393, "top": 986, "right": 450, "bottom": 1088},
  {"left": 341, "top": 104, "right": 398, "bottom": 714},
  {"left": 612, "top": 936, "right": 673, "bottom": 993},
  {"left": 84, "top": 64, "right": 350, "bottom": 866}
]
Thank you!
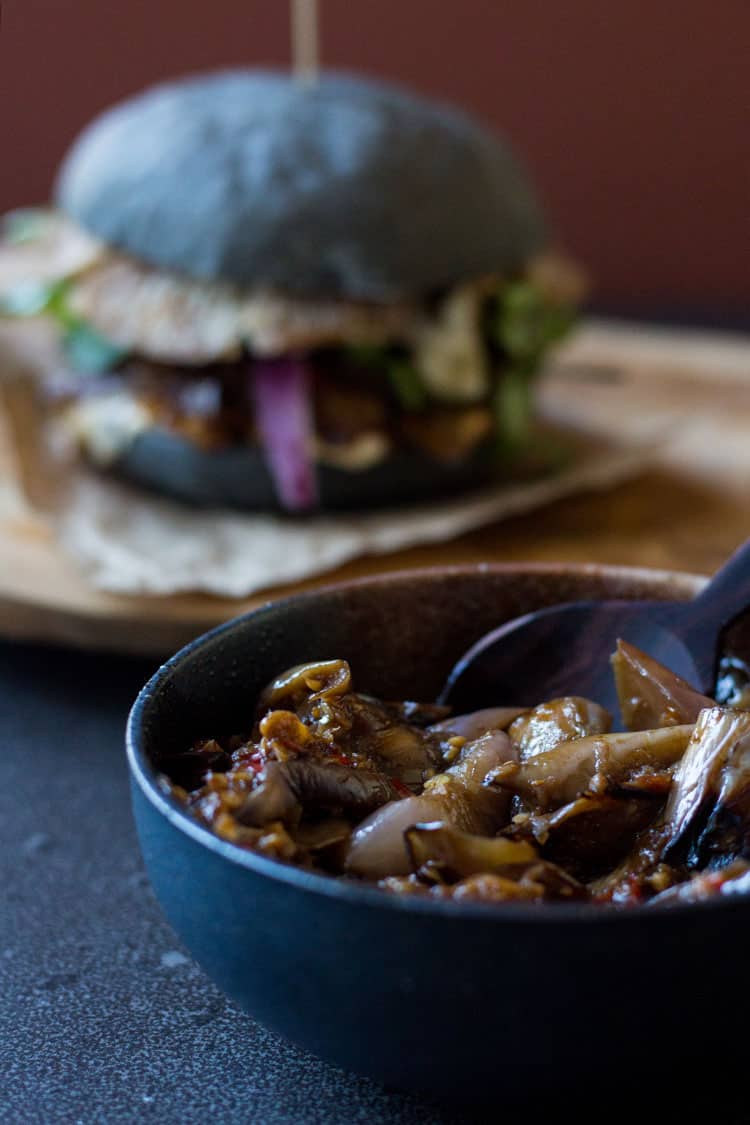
[
  {"left": 495, "top": 281, "right": 575, "bottom": 373},
  {"left": 493, "top": 368, "right": 533, "bottom": 452},
  {"left": 487, "top": 280, "right": 576, "bottom": 455},
  {"left": 0, "top": 278, "right": 70, "bottom": 317}
]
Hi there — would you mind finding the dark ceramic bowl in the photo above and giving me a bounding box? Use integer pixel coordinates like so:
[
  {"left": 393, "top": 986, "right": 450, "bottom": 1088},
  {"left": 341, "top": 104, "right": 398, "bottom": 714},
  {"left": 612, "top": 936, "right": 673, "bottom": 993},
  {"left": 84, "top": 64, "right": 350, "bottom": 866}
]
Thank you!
[{"left": 127, "top": 564, "right": 750, "bottom": 1097}]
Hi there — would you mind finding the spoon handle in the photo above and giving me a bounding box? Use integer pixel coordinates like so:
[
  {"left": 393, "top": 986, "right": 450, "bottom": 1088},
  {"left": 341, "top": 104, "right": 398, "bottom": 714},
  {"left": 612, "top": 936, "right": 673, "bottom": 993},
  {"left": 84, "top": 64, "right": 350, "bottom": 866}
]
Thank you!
[{"left": 678, "top": 536, "right": 750, "bottom": 689}]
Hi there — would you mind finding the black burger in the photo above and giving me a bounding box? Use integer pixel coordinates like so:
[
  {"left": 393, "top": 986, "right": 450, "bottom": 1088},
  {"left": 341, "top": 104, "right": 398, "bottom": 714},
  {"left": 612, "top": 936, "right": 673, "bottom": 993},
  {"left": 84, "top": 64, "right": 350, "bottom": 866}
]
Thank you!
[{"left": 0, "top": 70, "right": 583, "bottom": 511}]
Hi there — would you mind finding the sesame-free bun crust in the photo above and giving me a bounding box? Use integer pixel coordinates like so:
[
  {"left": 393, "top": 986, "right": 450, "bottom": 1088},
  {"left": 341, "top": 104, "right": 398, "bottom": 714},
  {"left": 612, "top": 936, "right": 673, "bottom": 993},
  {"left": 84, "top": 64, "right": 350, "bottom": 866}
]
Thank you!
[
  {"left": 56, "top": 69, "right": 546, "bottom": 300},
  {"left": 111, "top": 425, "right": 496, "bottom": 512}
]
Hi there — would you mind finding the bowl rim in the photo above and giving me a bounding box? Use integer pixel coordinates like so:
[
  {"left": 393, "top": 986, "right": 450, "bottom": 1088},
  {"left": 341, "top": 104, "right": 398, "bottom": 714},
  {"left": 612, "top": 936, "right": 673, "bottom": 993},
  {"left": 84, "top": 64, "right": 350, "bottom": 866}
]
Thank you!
[{"left": 127, "top": 561, "right": 749, "bottom": 925}]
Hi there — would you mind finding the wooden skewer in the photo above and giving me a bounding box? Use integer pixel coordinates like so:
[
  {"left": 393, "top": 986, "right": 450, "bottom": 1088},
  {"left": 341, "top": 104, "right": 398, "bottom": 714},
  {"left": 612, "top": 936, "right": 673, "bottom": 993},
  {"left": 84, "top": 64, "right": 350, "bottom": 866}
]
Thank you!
[{"left": 291, "top": 0, "right": 320, "bottom": 84}]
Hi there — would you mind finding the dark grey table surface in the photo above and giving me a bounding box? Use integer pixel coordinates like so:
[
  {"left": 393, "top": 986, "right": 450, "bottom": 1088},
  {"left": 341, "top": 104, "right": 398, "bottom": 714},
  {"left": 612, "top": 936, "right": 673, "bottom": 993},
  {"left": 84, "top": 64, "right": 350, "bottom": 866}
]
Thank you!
[
  {"left": 3, "top": 637, "right": 750, "bottom": 1125},
  {"left": 2, "top": 642, "right": 460, "bottom": 1125}
]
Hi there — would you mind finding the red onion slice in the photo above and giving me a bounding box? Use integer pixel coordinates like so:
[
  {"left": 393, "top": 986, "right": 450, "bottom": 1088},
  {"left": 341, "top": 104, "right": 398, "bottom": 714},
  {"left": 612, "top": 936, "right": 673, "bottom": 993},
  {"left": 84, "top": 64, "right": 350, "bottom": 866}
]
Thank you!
[{"left": 251, "top": 357, "right": 318, "bottom": 511}]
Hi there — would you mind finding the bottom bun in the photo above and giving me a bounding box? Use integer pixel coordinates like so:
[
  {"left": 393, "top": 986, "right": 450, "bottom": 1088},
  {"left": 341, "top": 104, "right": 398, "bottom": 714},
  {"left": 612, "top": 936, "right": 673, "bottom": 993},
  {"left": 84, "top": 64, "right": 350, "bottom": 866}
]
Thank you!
[{"left": 110, "top": 427, "right": 499, "bottom": 511}]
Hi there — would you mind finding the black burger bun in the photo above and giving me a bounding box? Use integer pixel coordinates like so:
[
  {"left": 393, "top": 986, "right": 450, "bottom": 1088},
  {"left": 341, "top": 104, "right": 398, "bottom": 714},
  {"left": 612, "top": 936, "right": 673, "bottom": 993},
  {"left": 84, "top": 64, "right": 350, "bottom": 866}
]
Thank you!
[
  {"left": 56, "top": 69, "right": 546, "bottom": 301},
  {"left": 111, "top": 427, "right": 497, "bottom": 512}
]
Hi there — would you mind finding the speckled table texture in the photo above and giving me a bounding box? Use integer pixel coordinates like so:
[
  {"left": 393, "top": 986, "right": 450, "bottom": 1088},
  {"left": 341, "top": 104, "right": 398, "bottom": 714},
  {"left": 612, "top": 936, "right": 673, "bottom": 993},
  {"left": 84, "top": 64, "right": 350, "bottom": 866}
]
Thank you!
[{"left": 2, "top": 640, "right": 748, "bottom": 1125}]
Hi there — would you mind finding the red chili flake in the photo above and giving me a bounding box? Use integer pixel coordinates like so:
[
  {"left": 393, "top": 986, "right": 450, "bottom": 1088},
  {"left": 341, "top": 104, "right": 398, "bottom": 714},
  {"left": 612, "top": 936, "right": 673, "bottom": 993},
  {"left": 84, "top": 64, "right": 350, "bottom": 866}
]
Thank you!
[
  {"left": 234, "top": 750, "right": 266, "bottom": 774},
  {"left": 626, "top": 875, "right": 644, "bottom": 903},
  {"left": 392, "top": 779, "right": 412, "bottom": 798}
]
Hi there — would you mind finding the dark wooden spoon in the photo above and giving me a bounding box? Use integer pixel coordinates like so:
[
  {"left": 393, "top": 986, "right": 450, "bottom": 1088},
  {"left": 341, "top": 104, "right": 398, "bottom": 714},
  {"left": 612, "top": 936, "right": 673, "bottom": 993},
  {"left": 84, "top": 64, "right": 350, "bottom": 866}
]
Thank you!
[{"left": 440, "top": 538, "right": 750, "bottom": 716}]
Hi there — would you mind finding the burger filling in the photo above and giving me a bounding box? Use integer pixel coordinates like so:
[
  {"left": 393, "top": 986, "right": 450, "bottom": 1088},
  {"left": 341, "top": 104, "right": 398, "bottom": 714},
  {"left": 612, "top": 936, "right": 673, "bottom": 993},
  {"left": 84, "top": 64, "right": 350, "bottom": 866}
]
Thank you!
[{"left": 0, "top": 210, "right": 583, "bottom": 510}]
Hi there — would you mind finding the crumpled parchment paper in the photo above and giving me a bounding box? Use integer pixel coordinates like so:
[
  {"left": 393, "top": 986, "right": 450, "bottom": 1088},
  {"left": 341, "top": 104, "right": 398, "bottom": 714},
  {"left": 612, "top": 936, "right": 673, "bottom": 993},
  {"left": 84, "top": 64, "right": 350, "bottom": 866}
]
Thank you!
[{"left": 56, "top": 439, "right": 646, "bottom": 596}]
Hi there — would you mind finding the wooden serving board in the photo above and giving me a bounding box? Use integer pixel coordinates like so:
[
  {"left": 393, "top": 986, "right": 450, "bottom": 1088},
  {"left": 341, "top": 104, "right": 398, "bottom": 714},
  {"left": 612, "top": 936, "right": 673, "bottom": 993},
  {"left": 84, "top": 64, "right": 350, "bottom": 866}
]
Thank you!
[{"left": 1, "top": 318, "right": 750, "bottom": 657}]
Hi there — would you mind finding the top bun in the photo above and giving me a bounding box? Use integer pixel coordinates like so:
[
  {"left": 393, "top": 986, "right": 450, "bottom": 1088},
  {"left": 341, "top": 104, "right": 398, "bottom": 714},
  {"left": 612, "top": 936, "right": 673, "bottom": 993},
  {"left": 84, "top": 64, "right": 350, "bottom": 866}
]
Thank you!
[{"left": 56, "top": 69, "right": 546, "bottom": 300}]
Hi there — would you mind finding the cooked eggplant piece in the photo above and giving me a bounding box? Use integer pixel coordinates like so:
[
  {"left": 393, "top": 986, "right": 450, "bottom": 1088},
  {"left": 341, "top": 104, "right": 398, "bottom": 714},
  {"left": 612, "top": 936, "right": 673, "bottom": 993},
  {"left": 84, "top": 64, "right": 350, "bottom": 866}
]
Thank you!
[
  {"left": 422, "top": 730, "right": 516, "bottom": 832},
  {"left": 364, "top": 722, "right": 444, "bottom": 788},
  {"left": 404, "top": 823, "right": 538, "bottom": 881},
  {"left": 429, "top": 707, "right": 527, "bottom": 741},
  {"left": 508, "top": 697, "right": 611, "bottom": 759},
  {"left": 237, "top": 759, "right": 402, "bottom": 827},
  {"left": 345, "top": 731, "right": 515, "bottom": 878},
  {"left": 513, "top": 794, "right": 663, "bottom": 880},
  {"left": 661, "top": 706, "right": 750, "bottom": 867},
  {"left": 588, "top": 823, "right": 679, "bottom": 905},
  {"left": 611, "top": 640, "right": 713, "bottom": 731},
  {"left": 489, "top": 725, "right": 694, "bottom": 812}
]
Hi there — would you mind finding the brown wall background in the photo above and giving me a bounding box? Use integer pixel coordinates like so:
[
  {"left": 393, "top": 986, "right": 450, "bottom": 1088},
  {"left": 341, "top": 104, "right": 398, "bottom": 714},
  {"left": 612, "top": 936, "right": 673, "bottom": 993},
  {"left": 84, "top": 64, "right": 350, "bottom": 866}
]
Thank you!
[{"left": 1, "top": 0, "right": 747, "bottom": 314}]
